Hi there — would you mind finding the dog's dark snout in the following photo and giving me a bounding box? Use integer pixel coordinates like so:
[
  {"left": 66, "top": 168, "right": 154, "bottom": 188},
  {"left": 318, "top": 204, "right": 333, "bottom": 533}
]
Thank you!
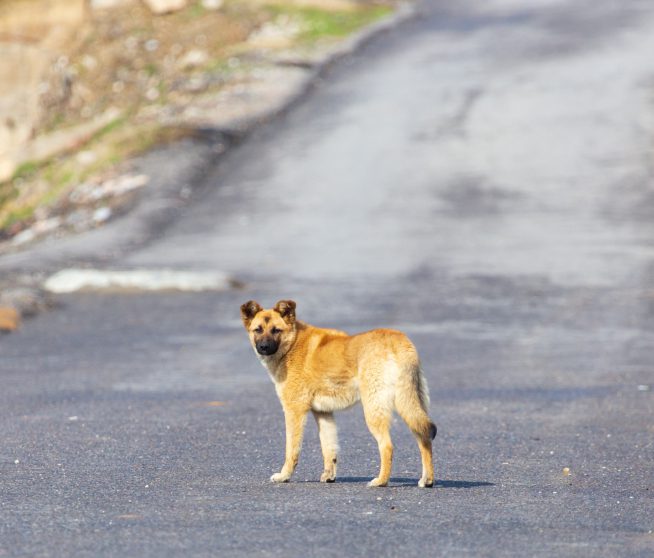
[{"left": 256, "top": 339, "right": 278, "bottom": 356}]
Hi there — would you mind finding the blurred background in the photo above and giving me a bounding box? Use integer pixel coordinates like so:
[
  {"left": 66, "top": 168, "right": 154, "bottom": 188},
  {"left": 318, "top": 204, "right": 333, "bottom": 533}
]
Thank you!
[{"left": 0, "top": 0, "right": 391, "bottom": 246}]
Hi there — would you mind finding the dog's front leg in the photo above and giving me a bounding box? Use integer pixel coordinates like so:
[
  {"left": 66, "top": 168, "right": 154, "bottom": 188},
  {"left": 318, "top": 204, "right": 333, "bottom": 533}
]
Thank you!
[
  {"left": 313, "top": 411, "right": 338, "bottom": 482},
  {"left": 271, "top": 405, "right": 307, "bottom": 483}
]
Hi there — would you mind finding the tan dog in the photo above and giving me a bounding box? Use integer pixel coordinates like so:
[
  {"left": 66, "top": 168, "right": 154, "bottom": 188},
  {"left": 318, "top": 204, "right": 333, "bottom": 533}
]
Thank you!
[{"left": 240, "top": 299, "right": 437, "bottom": 488}]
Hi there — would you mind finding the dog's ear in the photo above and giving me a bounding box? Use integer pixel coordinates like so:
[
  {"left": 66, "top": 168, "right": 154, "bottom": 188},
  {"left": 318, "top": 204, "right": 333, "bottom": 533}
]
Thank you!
[
  {"left": 240, "top": 300, "right": 262, "bottom": 327},
  {"left": 274, "top": 300, "right": 296, "bottom": 324}
]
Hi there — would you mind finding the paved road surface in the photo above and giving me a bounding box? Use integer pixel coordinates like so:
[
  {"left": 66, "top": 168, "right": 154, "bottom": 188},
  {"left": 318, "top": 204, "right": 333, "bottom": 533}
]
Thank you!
[{"left": 2, "top": 0, "right": 654, "bottom": 556}]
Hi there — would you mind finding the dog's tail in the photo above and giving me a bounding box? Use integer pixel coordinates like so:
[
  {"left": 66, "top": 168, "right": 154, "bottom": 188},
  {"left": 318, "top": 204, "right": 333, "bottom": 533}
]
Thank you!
[
  {"left": 416, "top": 366, "right": 437, "bottom": 440},
  {"left": 396, "top": 360, "right": 437, "bottom": 441}
]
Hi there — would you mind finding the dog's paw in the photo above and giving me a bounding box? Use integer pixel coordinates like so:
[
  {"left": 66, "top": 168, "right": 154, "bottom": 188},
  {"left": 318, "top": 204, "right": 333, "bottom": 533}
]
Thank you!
[
  {"left": 270, "top": 472, "right": 290, "bottom": 483},
  {"left": 320, "top": 471, "right": 336, "bottom": 483},
  {"left": 418, "top": 477, "right": 434, "bottom": 488},
  {"left": 367, "top": 477, "right": 388, "bottom": 488}
]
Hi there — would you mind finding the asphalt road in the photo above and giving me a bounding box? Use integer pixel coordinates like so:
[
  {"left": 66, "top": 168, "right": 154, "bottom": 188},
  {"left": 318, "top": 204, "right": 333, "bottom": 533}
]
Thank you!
[{"left": 2, "top": 0, "right": 654, "bottom": 556}]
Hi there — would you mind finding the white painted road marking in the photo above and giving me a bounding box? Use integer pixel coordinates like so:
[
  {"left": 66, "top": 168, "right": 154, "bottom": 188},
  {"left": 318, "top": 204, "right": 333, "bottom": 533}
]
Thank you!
[{"left": 44, "top": 269, "right": 236, "bottom": 293}]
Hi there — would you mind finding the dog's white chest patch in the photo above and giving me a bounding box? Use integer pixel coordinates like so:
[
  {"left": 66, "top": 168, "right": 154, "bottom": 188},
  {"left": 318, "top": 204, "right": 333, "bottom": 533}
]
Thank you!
[{"left": 255, "top": 352, "right": 277, "bottom": 381}]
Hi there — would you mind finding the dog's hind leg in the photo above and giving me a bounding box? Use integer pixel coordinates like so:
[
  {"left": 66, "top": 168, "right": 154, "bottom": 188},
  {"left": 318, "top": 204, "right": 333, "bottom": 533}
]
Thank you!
[
  {"left": 364, "top": 410, "right": 393, "bottom": 487},
  {"left": 395, "top": 364, "right": 436, "bottom": 488},
  {"left": 313, "top": 411, "right": 338, "bottom": 482},
  {"left": 397, "top": 407, "right": 435, "bottom": 488},
  {"left": 361, "top": 387, "right": 394, "bottom": 487}
]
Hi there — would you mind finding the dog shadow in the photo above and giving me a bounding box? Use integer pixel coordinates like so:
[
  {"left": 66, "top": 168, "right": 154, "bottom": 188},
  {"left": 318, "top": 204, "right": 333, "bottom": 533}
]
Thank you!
[{"left": 335, "top": 477, "right": 495, "bottom": 488}]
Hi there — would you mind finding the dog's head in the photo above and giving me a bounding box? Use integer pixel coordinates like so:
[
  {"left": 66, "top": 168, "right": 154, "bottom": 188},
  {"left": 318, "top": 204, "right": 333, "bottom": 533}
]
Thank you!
[{"left": 240, "top": 299, "right": 297, "bottom": 357}]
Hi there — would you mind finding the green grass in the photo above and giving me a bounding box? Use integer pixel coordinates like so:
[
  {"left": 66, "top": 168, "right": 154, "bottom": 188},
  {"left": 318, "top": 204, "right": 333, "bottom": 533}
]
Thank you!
[
  {"left": 144, "top": 62, "right": 159, "bottom": 76},
  {"left": 186, "top": 1, "right": 206, "bottom": 19},
  {"left": 12, "top": 160, "right": 40, "bottom": 181},
  {"left": 0, "top": 114, "right": 191, "bottom": 231},
  {"left": 0, "top": 116, "right": 131, "bottom": 231},
  {"left": 3, "top": 205, "right": 35, "bottom": 229},
  {"left": 96, "top": 115, "right": 128, "bottom": 139},
  {"left": 41, "top": 169, "right": 76, "bottom": 207},
  {"left": 267, "top": 4, "right": 392, "bottom": 42},
  {"left": 0, "top": 182, "right": 16, "bottom": 208}
]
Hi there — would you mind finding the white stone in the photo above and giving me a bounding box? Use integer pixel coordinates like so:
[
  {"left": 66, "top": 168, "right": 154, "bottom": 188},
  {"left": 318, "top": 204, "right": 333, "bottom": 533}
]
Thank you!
[
  {"left": 145, "top": 87, "right": 160, "bottom": 101},
  {"left": 32, "top": 217, "right": 62, "bottom": 234},
  {"left": 92, "top": 207, "right": 112, "bottom": 223},
  {"left": 201, "top": 0, "right": 223, "bottom": 9},
  {"left": 142, "top": 0, "right": 187, "bottom": 14},
  {"left": 177, "top": 49, "right": 209, "bottom": 70},
  {"left": 11, "top": 229, "right": 36, "bottom": 246},
  {"left": 76, "top": 150, "right": 97, "bottom": 166},
  {"left": 0, "top": 158, "right": 15, "bottom": 183},
  {"left": 91, "top": 0, "right": 133, "bottom": 8}
]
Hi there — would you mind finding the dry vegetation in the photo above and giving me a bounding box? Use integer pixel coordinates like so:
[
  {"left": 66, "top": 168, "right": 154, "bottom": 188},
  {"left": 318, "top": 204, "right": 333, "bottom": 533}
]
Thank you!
[{"left": 0, "top": 0, "right": 393, "bottom": 243}]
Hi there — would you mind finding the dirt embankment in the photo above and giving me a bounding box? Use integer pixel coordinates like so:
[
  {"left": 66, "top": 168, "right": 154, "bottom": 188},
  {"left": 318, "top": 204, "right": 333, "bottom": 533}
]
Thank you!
[{"left": 0, "top": 0, "right": 393, "bottom": 247}]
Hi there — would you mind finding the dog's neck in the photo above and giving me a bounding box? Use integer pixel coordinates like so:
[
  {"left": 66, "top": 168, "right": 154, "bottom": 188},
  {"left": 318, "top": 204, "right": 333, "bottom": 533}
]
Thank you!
[
  {"left": 256, "top": 321, "right": 306, "bottom": 381},
  {"left": 257, "top": 351, "right": 287, "bottom": 384}
]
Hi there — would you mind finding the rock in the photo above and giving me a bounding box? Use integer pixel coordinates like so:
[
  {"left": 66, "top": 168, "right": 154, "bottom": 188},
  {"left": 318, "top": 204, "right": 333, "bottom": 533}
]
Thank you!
[
  {"left": 142, "top": 0, "right": 187, "bottom": 15},
  {"left": 0, "top": 287, "right": 52, "bottom": 318},
  {"left": 177, "top": 49, "right": 209, "bottom": 70},
  {"left": 144, "top": 39, "right": 160, "bottom": 52},
  {"left": 0, "top": 307, "right": 20, "bottom": 332},
  {"left": 93, "top": 206, "right": 112, "bottom": 223},
  {"left": 65, "top": 209, "right": 92, "bottom": 231},
  {"left": 0, "top": 159, "right": 15, "bottom": 183},
  {"left": 81, "top": 55, "right": 98, "bottom": 71},
  {"left": 247, "top": 19, "right": 301, "bottom": 50},
  {"left": 32, "top": 217, "right": 61, "bottom": 235},
  {"left": 114, "top": 174, "right": 150, "bottom": 194},
  {"left": 90, "top": 0, "right": 134, "bottom": 9},
  {"left": 10, "top": 217, "right": 61, "bottom": 245},
  {"left": 76, "top": 150, "right": 98, "bottom": 166},
  {"left": 201, "top": 0, "right": 223, "bottom": 10},
  {"left": 69, "top": 174, "right": 149, "bottom": 204},
  {"left": 11, "top": 228, "right": 36, "bottom": 246},
  {"left": 145, "top": 87, "right": 160, "bottom": 101}
]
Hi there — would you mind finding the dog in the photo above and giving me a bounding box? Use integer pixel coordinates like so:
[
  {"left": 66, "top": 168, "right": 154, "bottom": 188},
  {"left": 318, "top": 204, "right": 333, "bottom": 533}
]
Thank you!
[{"left": 240, "top": 299, "right": 437, "bottom": 488}]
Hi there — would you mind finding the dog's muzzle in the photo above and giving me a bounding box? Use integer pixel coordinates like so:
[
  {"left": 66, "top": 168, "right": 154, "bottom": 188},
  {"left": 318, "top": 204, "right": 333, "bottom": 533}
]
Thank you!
[{"left": 256, "top": 340, "right": 279, "bottom": 356}]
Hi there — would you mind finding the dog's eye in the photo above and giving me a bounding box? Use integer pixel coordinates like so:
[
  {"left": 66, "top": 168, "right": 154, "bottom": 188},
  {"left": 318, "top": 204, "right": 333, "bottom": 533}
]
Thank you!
[
  {"left": 253, "top": 326, "right": 263, "bottom": 334},
  {"left": 271, "top": 327, "right": 282, "bottom": 335}
]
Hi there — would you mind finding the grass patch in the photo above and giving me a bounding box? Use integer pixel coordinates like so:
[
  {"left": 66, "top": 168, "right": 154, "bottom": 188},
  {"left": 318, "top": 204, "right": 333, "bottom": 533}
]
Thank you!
[
  {"left": 0, "top": 114, "right": 195, "bottom": 232},
  {"left": 3, "top": 205, "right": 35, "bottom": 229},
  {"left": 186, "top": 1, "right": 206, "bottom": 19},
  {"left": 96, "top": 115, "right": 129, "bottom": 139},
  {"left": 145, "top": 62, "right": 160, "bottom": 76},
  {"left": 12, "top": 161, "right": 41, "bottom": 181},
  {"left": 267, "top": 4, "right": 392, "bottom": 42},
  {"left": 0, "top": 182, "right": 17, "bottom": 209}
]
